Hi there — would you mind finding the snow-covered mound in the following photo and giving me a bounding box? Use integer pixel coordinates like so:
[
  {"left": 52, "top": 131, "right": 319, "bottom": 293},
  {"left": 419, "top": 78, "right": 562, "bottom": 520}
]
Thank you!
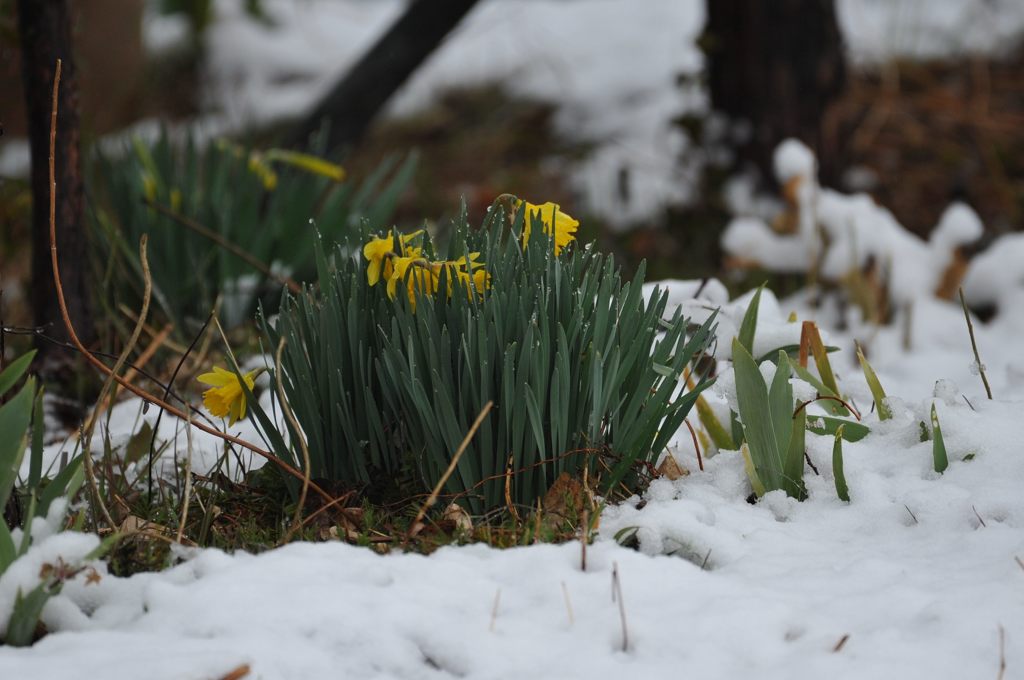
[
  {"left": 719, "top": 138, "right": 1024, "bottom": 317},
  {"left": 4, "top": 276, "right": 1024, "bottom": 678}
]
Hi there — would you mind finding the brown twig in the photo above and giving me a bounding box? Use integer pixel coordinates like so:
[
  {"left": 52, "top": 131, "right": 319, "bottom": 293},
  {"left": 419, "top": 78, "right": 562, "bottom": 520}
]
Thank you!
[
  {"left": 561, "top": 581, "right": 574, "bottom": 626},
  {"left": 80, "top": 233, "right": 153, "bottom": 531},
  {"left": 95, "top": 322, "right": 172, "bottom": 421},
  {"left": 144, "top": 199, "right": 302, "bottom": 295},
  {"left": 176, "top": 407, "right": 194, "bottom": 544},
  {"left": 504, "top": 454, "right": 520, "bottom": 522},
  {"left": 46, "top": 59, "right": 334, "bottom": 506},
  {"left": 683, "top": 418, "right": 704, "bottom": 472},
  {"left": 794, "top": 396, "right": 863, "bottom": 421},
  {"left": 997, "top": 625, "right": 1006, "bottom": 680},
  {"left": 278, "top": 338, "right": 313, "bottom": 545},
  {"left": 972, "top": 505, "right": 988, "bottom": 528},
  {"left": 488, "top": 588, "right": 501, "bottom": 633},
  {"left": 580, "top": 507, "right": 589, "bottom": 572},
  {"left": 407, "top": 401, "right": 492, "bottom": 539},
  {"left": 958, "top": 288, "right": 993, "bottom": 400},
  {"left": 832, "top": 634, "right": 850, "bottom": 653},
  {"left": 218, "top": 664, "right": 251, "bottom": 680},
  {"left": 611, "top": 562, "right": 629, "bottom": 652}
]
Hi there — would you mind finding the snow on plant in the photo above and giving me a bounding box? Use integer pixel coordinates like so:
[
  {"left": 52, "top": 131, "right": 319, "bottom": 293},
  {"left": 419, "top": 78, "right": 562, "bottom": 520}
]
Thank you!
[
  {"left": 721, "top": 139, "right": 986, "bottom": 315},
  {"left": 252, "top": 197, "right": 717, "bottom": 514},
  {"left": 0, "top": 353, "right": 102, "bottom": 647},
  {"left": 693, "top": 278, "right": 969, "bottom": 503}
]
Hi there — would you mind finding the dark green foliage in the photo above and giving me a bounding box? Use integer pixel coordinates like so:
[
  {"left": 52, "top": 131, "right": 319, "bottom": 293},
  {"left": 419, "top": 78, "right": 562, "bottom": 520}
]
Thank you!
[
  {"left": 88, "top": 130, "right": 415, "bottom": 335},
  {"left": 260, "top": 203, "right": 716, "bottom": 514},
  {"left": 0, "top": 353, "right": 90, "bottom": 646}
]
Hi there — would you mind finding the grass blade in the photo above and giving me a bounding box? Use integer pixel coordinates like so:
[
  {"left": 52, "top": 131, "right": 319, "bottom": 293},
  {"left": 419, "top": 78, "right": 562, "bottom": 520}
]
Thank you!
[
  {"left": 931, "top": 403, "right": 948, "bottom": 473},
  {"left": 737, "top": 285, "right": 764, "bottom": 354},
  {"left": 833, "top": 425, "right": 850, "bottom": 501},
  {"left": 856, "top": 343, "right": 891, "bottom": 421}
]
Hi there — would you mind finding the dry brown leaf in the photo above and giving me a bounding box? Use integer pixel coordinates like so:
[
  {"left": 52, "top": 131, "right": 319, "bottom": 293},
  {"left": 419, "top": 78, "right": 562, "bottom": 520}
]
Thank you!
[
  {"left": 542, "top": 472, "right": 586, "bottom": 531},
  {"left": 118, "top": 515, "right": 173, "bottom": 536},
  {"left": 441, "top": 502, "right": 474, "bottom": 533},
  {"left": 656, "top": 454, "right": 689, "bottom": 481},
  {"left": 935, "top": 248, "right": 970, "bottom": 300}
]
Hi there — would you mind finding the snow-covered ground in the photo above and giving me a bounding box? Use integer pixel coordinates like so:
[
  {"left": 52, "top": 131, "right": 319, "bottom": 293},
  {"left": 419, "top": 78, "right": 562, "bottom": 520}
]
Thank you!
[
  {"left": 5, "top": 0, "right": 1024, "bottom": 221},
  {"left": 5, "top": 139, "right": 1024, "bottom": 677},
  {"left": 2, "top": 279, "right": 1024, "bottom": 678},
  {"left": 3, "top": 2, "right": 1024, "bottom": 675}
]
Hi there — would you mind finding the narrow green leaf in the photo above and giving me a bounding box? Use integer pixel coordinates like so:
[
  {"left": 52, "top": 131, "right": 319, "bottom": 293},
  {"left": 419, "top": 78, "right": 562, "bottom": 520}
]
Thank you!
[
  {"left": 0, "top": 379, "right": 35, "bottom": 510},
  {"left": 931, "top": 403, "right": 948, "bottom": 473},
  {"left": 5, "top": 582, "right": 53, "bottom": 647},
  {"left": 38, "top": 455, "right": 85, "bottom": 518},
  {"left": 856, "top": 344, "right": 891, "bottom": 421},
  {"left": 0, "top": 520, "right": 16, "bottom": 571},
  {"left": 833, "top": 425, "right": 850, "bottom": 502},
  {"left": 783, "top": 406, "right": 807, "bottom": 500},
  {"left": 28, "top": 387, "right": 44, "bottom": 491},
  {"left": 731, "top": 338, "right": 783, "bottom": 491},
  {"left": 805, "top": 415, "right": 870, "bottom": 443},
  {"left": 741, "top": 443, "right": 766, "bottom": 497},
  {"left": 0, "top": 351, "right": 35, "bottom": 396},
  {"left": 737, "top": 285, "right": 764, "bottom": 354}
]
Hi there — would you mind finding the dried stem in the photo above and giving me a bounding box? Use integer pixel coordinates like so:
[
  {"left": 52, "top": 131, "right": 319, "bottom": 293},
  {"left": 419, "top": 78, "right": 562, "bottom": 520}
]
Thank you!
[
  {"left": 176, "top": 407, "right": 194, "bottom": 544},
  {"left": 612, "top": 562, "right": 629, "bottom": 652},
  {"left": 958, "top": 287, "right": 993, "bottom": 399},
  {"left": 489, "top": 588, "right": 501, "bottom": 633},
  {"left": 683, "top": 418, "right": 704, "bottom": 471},
  {"left": 278, "top": 338, "right": 313, "bottom": 545},
  {"left": 407, "top": 401, "right": 493, "bottom": 539},
  {"left": 794, "top": 395, "right": 862, "bottom": 421},
  {"left": 561, "top": 581, "right": 575, "bottom": 626},
  {"left": 46, "top": 59, "right": 333, "bottom": 505},
  {"left": 79, "top": 232, "right": 152, "bottom": 531}
]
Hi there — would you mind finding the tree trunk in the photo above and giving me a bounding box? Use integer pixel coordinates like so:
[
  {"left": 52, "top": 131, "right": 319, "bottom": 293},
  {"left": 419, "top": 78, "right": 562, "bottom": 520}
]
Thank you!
[
  {"left": 288, "top": 0, "right": 481, "bottom": 154},
  {"left": 17, "top": 0, "right": 95, "bottom": 370},
  {"left": 703, "top": 0, "right": 846, "bottom": 184}
]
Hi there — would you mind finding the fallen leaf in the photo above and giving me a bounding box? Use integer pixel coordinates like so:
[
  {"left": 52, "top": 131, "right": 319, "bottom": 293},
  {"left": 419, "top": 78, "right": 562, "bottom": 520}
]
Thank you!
[{"left": 657, "top": 454, "right": 689, "bottom": 481}]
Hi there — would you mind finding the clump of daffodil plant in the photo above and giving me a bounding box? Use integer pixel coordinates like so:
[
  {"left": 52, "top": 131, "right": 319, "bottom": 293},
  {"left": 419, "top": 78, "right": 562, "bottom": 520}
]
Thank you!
[
  {"left": 253, "top": 197, "right": 715, "bottom": 514},
  {"left": 89, "top": 129, "right": 416, "bottom": 334}
]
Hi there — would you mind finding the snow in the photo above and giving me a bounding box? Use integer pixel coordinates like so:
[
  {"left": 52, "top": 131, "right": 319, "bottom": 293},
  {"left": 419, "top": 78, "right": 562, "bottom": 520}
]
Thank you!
[
  {"left": 838, "top": 0, "right": 1024, "bottom": 64},
  {"left": 187, "top": 0, "right": 1024, "bottom": 225},
  {"left": 4, "top": 3, "right": 1024, "bottom": 676},
  {"left": 774, "top": 139, "right": 817, "bottom": 182},
  {"left": 6, "top": 265, "right": 1024, "bottom": 677},
  {"left": 721, "top": 139, "right": 1006, "bottom": 309},
  {"left": 6, "top": 1, "right": 1024, "bottom": 221},
  {"left": 962, "top": 233, "right": 1024, "bottom": 308},
  {"left": 721, "top": 217, "right": 811, "bottom": 273},
  {"left": 198, "top": 0, "right": 707, "bottom": 227}
]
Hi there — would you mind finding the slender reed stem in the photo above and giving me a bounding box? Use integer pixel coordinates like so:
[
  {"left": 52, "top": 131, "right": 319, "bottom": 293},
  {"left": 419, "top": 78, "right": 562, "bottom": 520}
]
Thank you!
[{"left": 958, "top": 288, "right": 992, "bottom": 399}]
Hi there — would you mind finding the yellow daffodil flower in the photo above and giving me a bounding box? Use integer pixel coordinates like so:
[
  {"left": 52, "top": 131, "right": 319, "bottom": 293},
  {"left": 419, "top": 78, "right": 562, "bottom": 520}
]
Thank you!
[
  {"left": 455, "top": 267, "right": 491, "bottom": 299},
  {"left": 363, "top": 231, "right": 424, "bottom": 285},
  {"left": 197, "top": 366, "right": 258, "bottom": 426},
  {"left": 387, "top": 255, "right": 438, "bottom": 309},
  {"left": 431, "top": 254, "right": 490, "bottom": 300},
  {"left": 517, "top": 200, "right": 578, "bottom": 255}
]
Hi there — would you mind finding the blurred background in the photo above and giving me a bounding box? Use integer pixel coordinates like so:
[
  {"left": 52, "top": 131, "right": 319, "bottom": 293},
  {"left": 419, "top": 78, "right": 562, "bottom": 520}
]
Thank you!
[{"left": 2, "top": 0, "right": 1023, "bottom": 376}]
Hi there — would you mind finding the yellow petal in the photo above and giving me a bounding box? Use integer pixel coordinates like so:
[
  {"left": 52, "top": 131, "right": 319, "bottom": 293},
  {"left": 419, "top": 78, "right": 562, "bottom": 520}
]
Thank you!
[
  {"left": 197, "top": 366, "right": 233, "bottom": 387},
  {"left": 517, "top": 200, "right": 578, "bottom": 255},
  {"left": 202, "top": 386, "right": 230, "bottom": 418}
]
